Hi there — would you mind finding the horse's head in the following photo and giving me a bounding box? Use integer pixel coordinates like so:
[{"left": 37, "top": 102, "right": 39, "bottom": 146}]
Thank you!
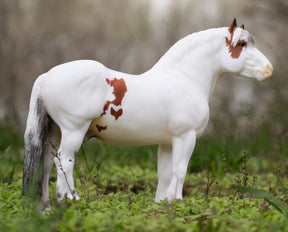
[{"left": 220, "top": 18, "right": 273, "bottom": 81}]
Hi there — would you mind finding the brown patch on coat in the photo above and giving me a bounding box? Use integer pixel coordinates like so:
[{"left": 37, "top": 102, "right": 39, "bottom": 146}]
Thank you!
[
  {"left": 108, "top": 78, "right": 127, "bottom": 106},
  {"left": 96, "top": 125, "right": 108, "bottom": 132},
  {"left": 101, "top": 78, "right": 127, "bottom": 119},
  {"left": 101, "top": 102, "right": 110, "bottom": 116},
  {"left": 110, "top": 107, "right": 123, "bottom": 120}
]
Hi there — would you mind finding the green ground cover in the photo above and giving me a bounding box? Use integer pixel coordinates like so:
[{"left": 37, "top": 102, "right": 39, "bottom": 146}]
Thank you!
[{"left": 0, "top": 125, "right": 287, "bottom": 231}]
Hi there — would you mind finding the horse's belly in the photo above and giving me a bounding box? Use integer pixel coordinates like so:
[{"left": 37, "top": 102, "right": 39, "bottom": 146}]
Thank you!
[{"left": 86, "top": 118, "right": 171, "bottom": 146}]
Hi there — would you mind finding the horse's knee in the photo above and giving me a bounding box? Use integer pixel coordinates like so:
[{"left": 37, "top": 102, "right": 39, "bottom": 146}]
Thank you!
[{"left": 173, "top": 162, "right": 187, "bottom": 181}]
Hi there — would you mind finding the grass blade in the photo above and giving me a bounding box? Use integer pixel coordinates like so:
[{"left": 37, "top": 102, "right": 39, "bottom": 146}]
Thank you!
[{"left": 233, "top": 185, "right": 288, "bottom": 220}]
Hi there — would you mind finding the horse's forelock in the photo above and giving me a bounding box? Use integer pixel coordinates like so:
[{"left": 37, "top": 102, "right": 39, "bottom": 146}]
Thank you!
[{"left": 230, "top": 29, "right": 243, "bottom": 47}]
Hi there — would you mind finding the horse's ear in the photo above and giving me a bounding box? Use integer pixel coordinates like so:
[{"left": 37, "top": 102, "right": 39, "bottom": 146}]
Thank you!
[
  {"left": 240, "top": 24, "right": 244, "bottom": 30},
  {"left": 229, "top": 18, "right": 237, "bottom": 33}
]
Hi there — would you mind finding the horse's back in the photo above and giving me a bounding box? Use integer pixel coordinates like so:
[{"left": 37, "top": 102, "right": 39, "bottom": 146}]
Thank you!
[{"left": 47, "top": 60, "right": 107, "bottom": 79}]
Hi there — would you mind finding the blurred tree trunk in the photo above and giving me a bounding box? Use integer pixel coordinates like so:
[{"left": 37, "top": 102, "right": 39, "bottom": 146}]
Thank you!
[{"left": 0, "top": 0, "right": 20, "bottom": 126}]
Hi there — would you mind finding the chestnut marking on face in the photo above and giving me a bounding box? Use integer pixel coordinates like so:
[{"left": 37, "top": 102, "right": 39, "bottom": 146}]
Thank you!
[
  {"left": 226, "top": 19, "right": 247, "bottom": 59},
  {"left": 226, "top": 37, "right": 247, "bottom": 59},
  {"left": 101, "top": 78, "right": 127, "bottom": 119},
  {"left": 96, "top": 124, "right": 108, "bottom": 132},
  {"left": 225, "top": 18, "right": 247, "bottom": 59}
]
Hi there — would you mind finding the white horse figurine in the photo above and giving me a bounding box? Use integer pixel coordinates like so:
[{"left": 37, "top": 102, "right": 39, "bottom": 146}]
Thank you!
[{"left": 22, "top": 19, "right": 273, "bottom": 210}]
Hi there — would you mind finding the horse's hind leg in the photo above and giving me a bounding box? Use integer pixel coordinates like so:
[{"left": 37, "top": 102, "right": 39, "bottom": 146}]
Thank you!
[
  {"left": 40, "top": 123, "right": 60, "bottom": 211},
  {"left": 54, "top": 123, "right": 90, "bottom": 201}
]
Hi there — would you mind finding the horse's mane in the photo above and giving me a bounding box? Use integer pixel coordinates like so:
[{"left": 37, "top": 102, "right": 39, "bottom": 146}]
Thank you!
[{"left": 155, "top": 27, "right": 227, "bottom": 66}]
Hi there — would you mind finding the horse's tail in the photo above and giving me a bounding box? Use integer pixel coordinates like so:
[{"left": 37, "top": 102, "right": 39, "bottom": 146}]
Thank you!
[{"left": 22, "top": 74, "right": 50, "bottom": 197}]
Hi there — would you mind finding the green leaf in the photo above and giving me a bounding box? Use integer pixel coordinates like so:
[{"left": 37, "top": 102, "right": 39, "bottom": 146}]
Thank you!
[{"left": 233, "top": 185, "right": 288, "bottom": 220}]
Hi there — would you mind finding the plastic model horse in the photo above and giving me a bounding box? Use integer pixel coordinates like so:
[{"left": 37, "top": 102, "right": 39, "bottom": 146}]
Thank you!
[{"left": 22, "top": 19, "right": 273, "bottom": 210}]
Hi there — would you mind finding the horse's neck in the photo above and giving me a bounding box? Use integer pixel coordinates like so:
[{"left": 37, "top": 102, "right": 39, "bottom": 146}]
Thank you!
[{"left": 153, "top": 28, "right": 226, "bottom": 101}]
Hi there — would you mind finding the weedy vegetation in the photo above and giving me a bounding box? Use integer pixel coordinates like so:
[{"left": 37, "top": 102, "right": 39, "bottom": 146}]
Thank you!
[{"left": 0, "top": 123, "right": 288, "bottom": 232}]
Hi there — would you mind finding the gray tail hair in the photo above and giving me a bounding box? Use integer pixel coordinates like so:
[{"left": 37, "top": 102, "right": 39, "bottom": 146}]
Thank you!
[{"left": 22, "top": 77, "right": 50, "bottom": 197}]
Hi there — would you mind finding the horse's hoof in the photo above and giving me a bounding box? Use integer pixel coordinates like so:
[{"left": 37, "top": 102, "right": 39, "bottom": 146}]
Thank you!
[
  {"left": 67, "top": 190, "right": 80, "bottom": 200},
  {"left": 38, "top": 200, "right": 51, "bottom": 212}
]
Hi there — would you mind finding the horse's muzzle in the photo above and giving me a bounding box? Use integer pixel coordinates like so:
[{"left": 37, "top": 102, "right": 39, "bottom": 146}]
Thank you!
[
  {"left": 261, "top": 64, "right": 273, "bottom": 81},
  {"left": 258, "top": 64, "right": 273, "bottom": 81}
]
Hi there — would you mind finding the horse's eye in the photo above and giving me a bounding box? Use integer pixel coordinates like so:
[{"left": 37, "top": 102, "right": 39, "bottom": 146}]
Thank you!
[{"left": 239, "top": 42, "right": 247, "bottom": 47}]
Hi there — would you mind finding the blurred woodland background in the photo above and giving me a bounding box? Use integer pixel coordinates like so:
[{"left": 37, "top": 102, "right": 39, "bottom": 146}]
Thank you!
[{"left": 0, "top": 0, "right": 287, "bottom": 141}]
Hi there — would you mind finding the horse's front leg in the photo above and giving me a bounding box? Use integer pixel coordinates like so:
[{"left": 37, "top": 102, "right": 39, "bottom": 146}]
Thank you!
[
  {"left": 167, "top": 130, "right": 196, "bottom": 201},
  {"left": 155, "top": 144, "right": 172, "bottom": 202},
  {"left": 54, "top": 127, "right": 88, "bottom": 201}
]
